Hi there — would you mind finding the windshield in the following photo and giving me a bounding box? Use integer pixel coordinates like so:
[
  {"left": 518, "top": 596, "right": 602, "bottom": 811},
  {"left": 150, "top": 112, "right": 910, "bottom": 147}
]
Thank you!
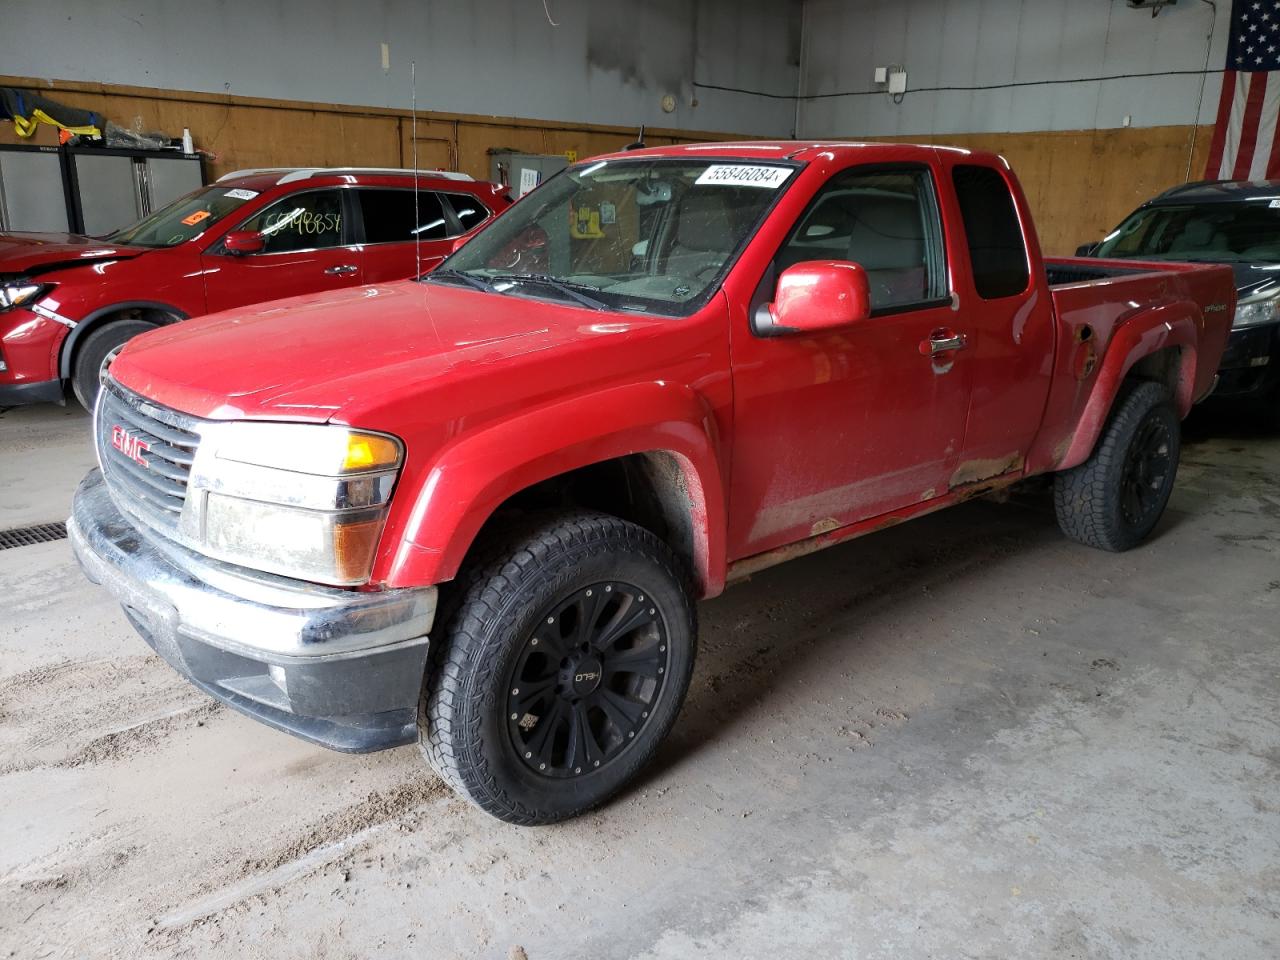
[
  {"left": 431, "top": 157, "right": 798, "bottom": 316},
  {"left": 107, "top": 185, "right": 261, "bottom": 247},
  {"left": 1095, "top": 201, "right": 1280, "bottom": 262}
]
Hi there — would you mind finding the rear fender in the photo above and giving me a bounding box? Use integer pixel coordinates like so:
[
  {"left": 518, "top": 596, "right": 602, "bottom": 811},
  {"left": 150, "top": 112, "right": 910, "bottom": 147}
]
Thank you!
[
  {"left": 1046, "top": 301, "right": 1199, "bottom": 473},
  {"left": 379, "top": 381, "right": 727, "bottom": 597}
]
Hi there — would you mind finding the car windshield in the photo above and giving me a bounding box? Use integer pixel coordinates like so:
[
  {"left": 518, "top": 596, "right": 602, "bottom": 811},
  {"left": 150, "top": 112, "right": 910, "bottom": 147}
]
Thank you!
[
  {"left": 430, "top": 157, "right": 798, "bottom": 316},
  {"left": 107, "top": 185, "right": 260, "bottom": 248},
  {"left": 1095, "top": 201, "right": 1280, "bottom": 262}
]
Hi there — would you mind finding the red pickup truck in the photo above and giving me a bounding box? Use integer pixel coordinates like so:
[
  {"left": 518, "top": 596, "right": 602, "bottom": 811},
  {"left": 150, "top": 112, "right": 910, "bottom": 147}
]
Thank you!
[
  {"left": 69, "top": 142, "right": 1234, "bottom": 825},
  {"left": 0, "top": 167, "right": 509, "bottom": 409}
]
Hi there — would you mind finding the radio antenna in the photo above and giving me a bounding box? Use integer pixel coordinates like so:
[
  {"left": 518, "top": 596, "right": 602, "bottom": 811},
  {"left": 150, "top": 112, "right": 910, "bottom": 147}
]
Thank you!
[{"left": 411, "top": 59, "right": 421, "bottom": 279}]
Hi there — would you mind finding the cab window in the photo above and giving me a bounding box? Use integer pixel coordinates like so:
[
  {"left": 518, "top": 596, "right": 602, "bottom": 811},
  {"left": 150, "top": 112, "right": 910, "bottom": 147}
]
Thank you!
[
  {"left": 775, "top": 167, "right": 947, "bottom": 311},
  {"left": 236, "top": 190, "right": 345, "bottom": 254},
  {"left": 952, "top": 165, "right": 1030, "bottom": 299}
]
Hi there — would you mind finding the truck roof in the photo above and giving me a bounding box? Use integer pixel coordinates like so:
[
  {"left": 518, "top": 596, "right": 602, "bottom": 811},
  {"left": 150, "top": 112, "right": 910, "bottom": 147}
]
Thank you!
[
  {"left": 1147, "top": 179, "right": 1280, "bottom": 205},
  {"left": 590, "top": 140, "right": 1007, "bottom": 168}
]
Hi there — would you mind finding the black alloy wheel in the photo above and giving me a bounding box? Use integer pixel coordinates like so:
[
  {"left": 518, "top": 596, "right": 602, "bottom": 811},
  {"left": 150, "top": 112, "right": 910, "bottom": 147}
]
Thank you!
[
  {"left": 506, "top": 581, "right": 668, "bottom": 779},
  {"left": 1119, "top": 415, "right": 1173, "bottom": 529}
]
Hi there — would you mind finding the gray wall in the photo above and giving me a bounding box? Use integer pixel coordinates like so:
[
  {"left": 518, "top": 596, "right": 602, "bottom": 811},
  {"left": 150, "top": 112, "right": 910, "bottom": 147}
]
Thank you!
[
  {"left": 1, "top": 0, "right": 802, "bottom": 136},
  {"left": 797, "top": 0, "right": 1231, "bottom": 138}
]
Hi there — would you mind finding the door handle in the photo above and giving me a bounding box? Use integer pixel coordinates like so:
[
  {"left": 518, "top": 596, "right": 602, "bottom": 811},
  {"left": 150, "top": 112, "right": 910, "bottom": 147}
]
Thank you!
[
  {"left": 325, "top": 264, "right": 359, "bottom": 276},
  {"left": 920, "top": 331, "right": 967, "bottom": 356}
]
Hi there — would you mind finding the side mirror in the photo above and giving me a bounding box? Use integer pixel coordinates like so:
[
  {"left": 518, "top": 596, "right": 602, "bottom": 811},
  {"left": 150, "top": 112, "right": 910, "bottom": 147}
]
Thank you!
[
  {"left": 758, "top": 261, "right": 872, "bottom": 336},
  {"left": 450, "top": 235, "right": 470, "bottom": 254},
  {"left": 1074, "top": 242, "right": 1098, "bottom": 257},
  {"left": 224, "top": 230, "right": 265, "bottom": 256}
]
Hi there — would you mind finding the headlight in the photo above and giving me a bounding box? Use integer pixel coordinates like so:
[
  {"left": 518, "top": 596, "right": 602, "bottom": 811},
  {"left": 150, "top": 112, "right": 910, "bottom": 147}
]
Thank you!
[
  {"left": 1233, "top": 293, "right": 1280, "bottom": 329},
  {"left": 0, "top": 282, "right": 48, "bottom": 311},
  {"left": 184, "top": 423, "right": 404, "bottom": 585}
]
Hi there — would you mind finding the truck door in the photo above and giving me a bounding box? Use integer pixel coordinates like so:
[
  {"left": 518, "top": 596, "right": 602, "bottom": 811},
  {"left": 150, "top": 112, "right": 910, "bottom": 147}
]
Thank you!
[
  {"left": 200, "top": 188, "right": 362, "bottom": 313},
  {"left": 726, "top": 163, "right": 974, "bottom": 561},
  {"left": 355, "top": 187, "right": 457, "bottom": 283},
  {"left": 942, "top": 162, "right": 1055, "bottom": 480}
]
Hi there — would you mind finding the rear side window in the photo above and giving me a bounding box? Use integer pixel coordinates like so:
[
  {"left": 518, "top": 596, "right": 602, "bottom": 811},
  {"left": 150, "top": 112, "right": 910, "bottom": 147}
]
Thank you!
[
  {"left": 443, "top": 192, "right": 491, "bottom": 232},
  {"left": 952, "top": 165, "right": 1030, "bottom": 299},
  {"left": 357, "top": 189, "right": 450, "bottom": 243}
]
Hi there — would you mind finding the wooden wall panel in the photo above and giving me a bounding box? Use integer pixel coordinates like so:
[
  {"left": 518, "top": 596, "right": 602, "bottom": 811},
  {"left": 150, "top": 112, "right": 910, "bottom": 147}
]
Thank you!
[
  {"left": 0, "top": 76, "right": 739, "bottom": 188},
  {"left": 2, "top": 76, "right": 1221, "bottom": 256},
  {"left": 857, "top": 125, "right": 1214, "bottom": 256}
]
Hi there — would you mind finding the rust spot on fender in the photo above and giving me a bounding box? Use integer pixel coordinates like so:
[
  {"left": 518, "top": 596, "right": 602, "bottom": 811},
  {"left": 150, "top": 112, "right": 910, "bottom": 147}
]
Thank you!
[
  {"left": 949, "top": 452, "right": 1024, "bottom": 489},
  {"left": 810, "top": 517, "right": 840, "bottom": 536}
]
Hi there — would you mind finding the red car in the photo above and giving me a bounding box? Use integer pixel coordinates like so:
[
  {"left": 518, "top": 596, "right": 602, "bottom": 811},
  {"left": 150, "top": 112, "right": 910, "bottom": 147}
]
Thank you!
[
  {"left": 72, "top": 142, "right": 1232, "bottom": 823},
  {"left": 0, "top": 167, "right": 510, "bottom": 408}
]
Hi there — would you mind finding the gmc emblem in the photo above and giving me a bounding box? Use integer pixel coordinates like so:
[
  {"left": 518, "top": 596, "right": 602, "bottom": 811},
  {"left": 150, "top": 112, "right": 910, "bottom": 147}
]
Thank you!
[{"left": 111, "top": 425, "right": 150, "bottom": 467}]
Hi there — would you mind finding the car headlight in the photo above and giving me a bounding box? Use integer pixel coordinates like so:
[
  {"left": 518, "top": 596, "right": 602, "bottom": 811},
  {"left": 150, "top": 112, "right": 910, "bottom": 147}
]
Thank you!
[
  {"left": 1233, "top": 293, "right": 1280, "bottom": 329},
  {"left": 184, "top": 422, "right": 404, "bottom": 585},
  {"left": 0, "top": 282, "right": 48, "bottom": 311}
]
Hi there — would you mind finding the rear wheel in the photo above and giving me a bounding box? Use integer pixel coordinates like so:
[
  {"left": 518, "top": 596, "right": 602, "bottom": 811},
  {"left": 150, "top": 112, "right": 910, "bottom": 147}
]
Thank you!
[
  {"left": 419, "top": 511, "right": 696, "bottom": 825},
  {"left": 1053, "top": 381, "right": 1181, "bottom": 551},
  {"left": 71, "top": 319, "right": 157, "bottom": 410}
]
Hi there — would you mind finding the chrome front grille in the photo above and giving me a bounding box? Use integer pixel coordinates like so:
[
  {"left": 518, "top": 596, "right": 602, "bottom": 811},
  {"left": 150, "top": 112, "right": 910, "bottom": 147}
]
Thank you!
[{"left": 95, "top": 378, "right": 203, "bottom": 535}]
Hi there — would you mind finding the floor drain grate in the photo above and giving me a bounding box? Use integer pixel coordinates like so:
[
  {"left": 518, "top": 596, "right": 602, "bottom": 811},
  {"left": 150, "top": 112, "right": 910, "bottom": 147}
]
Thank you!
[{"left": 0, "top": 522, "right": 68, "bottom": 550}]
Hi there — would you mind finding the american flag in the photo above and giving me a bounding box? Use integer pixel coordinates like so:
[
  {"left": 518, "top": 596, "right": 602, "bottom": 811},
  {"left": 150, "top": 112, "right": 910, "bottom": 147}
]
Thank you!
[{"left": 1206, "top": 0, "right": 1280, "bottom": 179}]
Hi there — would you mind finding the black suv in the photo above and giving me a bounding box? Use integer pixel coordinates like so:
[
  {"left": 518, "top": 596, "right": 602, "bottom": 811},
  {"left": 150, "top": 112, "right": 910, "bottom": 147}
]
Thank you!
[{"left": 1081, "top": 180, "right": 1280, "bottom": 420}]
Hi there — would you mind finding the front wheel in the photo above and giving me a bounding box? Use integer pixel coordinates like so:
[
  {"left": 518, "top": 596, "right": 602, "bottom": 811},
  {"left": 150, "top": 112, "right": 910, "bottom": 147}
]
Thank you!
[
  {"left": 71, "top": 319, "right": 157, "bottom": 410},
  {"left": 1053, "top": 381, "right": 1181, "bottom": 551},
  {"left": 420, "top": 511, "right": 696, "bottom": 824}
]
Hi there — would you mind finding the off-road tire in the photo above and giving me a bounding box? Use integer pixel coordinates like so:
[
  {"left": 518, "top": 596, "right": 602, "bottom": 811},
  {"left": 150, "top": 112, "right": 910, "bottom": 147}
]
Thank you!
[
  {"left": 1053, "top": 381, "right": 1181, "bottom": 551},
  {"left": 419, "top": 511, "right": 696, "bottom": 825},
  {"left": 71, "top": 319, "right": 156, "bottom": 410}
]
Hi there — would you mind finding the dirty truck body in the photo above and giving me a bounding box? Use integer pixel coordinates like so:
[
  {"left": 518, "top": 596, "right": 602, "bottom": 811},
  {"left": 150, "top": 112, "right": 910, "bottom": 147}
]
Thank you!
[{"left": 69, "top": 142, "right": 1234, "bottom": 824}]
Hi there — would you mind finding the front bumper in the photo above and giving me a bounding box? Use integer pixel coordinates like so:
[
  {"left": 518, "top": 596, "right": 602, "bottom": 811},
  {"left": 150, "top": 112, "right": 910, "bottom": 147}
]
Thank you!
[
  {"left": 0, "top": 377, "right": 63, "bottom": 406},
  {"left": 1214, "top": 321, "right": 1280, "bottom": 399},
  {"left": 69, "top": 469, "right": 435, "bottom": 752}
]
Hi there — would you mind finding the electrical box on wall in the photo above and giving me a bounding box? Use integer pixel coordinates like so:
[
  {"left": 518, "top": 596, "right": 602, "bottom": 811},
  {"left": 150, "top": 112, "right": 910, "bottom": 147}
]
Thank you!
[
  {"left": 873, "top": 66, "right": 888, "bottom": 84},
  {"left": 888, "top": 70, "right": 908, "bottom": 96}
]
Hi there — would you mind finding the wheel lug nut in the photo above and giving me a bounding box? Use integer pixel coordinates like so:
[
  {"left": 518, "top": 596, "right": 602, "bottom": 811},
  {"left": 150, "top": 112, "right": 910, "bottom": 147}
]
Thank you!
[
  {"left": 586, "top": 589, "right": 592, "bottom": 597},
  {"left": 539, "top": 763, "right": 546, "bottom": 770},
  {"left": 574, "top": 767, "right": 582, "bottom": 774},
  {"left": 511, "top": 713, "right": 517, "bottom": 720},
  {"left": 512, "top": 688, "right": 519, "bottom": 695},
  {"left": 594, "top": 760, "right": 601, "bottom": 767},
  {"left": 605, "top": 585, "right": 612, "bottom": 592},
  {"left": 628, "top": 731, "right": 635, "bottom": 738},
  {"left": 649, "top": 608, "right": 655, "bottom": 615},
  {"left": 525, "top": 752, "right": 532, "bottom": 758},
  {"left": 547, "top": 617, "right": 555, "bottom": 624}
]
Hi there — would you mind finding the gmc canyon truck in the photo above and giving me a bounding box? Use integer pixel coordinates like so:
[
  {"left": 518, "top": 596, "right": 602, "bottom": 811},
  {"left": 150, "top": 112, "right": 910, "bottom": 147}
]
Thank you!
[{"left": 70, "top": 143, "right": 1234, "bottom": 825}]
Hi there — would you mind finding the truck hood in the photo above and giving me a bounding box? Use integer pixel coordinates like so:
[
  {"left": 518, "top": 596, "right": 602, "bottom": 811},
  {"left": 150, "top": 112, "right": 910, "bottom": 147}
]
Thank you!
[
  {"left": 0, "top": 232, "right": 149, "bottom": 276},
  {"left": 110, "top": 280, "right": 668, "bottom": 423}
]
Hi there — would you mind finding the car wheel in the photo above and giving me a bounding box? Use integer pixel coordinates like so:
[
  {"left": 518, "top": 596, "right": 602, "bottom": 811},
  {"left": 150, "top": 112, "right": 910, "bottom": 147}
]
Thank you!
[
  {"left": 71, "top": 319, "right": 156, "bottom": 410},
  {"left": 419, "top": 511, "right": 696, "bottom": 825},
  {"left": 1053, "top": 380, "right": 1181, "bottom": 552}
]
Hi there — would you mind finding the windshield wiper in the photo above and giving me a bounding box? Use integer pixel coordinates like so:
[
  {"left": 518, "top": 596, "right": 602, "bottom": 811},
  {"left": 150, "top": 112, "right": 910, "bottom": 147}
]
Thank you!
[
  {"left": 427, "top": 268, "right": 492, "bottom": 292},
  {"left": 486, "top": 273, "right": 609, "bottom": 311}
]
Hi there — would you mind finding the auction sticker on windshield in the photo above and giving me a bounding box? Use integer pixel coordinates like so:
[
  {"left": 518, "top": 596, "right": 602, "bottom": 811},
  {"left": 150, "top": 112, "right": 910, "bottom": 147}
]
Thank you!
[{"left": 695, "top": 165, "right": 792, "bottom": 189}]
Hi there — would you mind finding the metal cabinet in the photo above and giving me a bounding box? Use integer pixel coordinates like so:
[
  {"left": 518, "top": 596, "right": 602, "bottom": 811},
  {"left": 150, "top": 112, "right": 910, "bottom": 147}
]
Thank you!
[
  {"left": 0, "top": 144, "right": 72, "bottom": 233},
  {"left": 66, "top": 147, "right": 204, "bottom": 236},
  {"left": 0, "top": 145, "right": 205, "bottom": 238}
]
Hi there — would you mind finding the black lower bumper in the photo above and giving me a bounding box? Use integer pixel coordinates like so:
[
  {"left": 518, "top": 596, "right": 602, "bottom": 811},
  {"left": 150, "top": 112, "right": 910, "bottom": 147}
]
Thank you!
[
  {"left": 69, "top": 470, "right": 436, "bottom": 753},
  {"left": 1214, "top": 322, "right": 1280, "bottom": 399},
  {"left": 0, "top": 377, "right": 63, "bottom": 406}
]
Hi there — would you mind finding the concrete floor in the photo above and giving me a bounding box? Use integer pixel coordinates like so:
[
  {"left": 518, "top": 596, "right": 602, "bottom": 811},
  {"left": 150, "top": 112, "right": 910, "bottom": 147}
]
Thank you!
[{"left": 1, "top": 401, "right": 1277, "bottom": 960}]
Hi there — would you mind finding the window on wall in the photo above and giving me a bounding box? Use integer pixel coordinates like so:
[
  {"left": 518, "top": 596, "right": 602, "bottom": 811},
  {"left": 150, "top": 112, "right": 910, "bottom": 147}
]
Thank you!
[
  {"left": 775, "top": 167, "right": 947, "bottom": 311},
  {"left": 357, "top": 189, "right": 450, "bottom": 243},
  {"left": 952, "top": 165, "right": 1030, "bottom": 299}
]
